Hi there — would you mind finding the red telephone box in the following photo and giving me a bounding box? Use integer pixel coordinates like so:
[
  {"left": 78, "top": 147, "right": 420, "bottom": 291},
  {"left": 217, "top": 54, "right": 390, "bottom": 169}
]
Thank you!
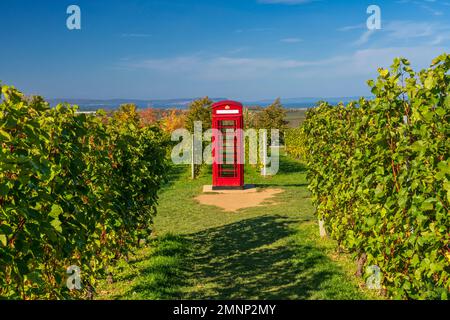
[{"left": 212, "top": 100, "right": 244, "bottom": 190}]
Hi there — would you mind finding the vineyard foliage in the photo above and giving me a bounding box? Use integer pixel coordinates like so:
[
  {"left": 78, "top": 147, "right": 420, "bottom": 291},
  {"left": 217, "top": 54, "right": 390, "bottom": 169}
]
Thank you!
[
  {"left": 0, "top": 85, "right": 170, "bottom": 299},
  {"left": 302, "top": 54, "right": 450, "bottom": 299},
  {"left": 285, "top": 127, "right": 306, "bottom": 160}
]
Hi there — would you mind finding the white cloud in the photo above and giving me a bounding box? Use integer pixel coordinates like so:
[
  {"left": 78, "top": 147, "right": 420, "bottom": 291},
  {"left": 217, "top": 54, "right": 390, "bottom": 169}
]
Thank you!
[
  {"left": 349, "top": 20, "right": 450, "bottom": 47},
  {"left": 227, "top": 47, "right": 251, "bottom": 54},
  {"left": 353, "top": 29, "right": 376, "bottom": 46},
  {"left": 396, "top": 0, "right": 446, "bottom": 15},
  {"left": 293, "top": 45, "right": 449, "bottom": 80},
  {"left": 385, "top": 21, "right": 436, "bottom": 39},
  {"left": 386, "top": 21, "right": 450, "bottom": 46},
  {"left": 123, "top": 54, "right": 346, "bottom": 81},
  {"left": 117, "top": 44, "right": 448, "bottom": 99},
  {"left": 280, "top": 37, "right": 303, "bottom": 43},
  {"left": 338, "top": 24, "right": 365, "bottom": 32},
  {"left": 421, "top": 4, "right": 443, "bottom": 16},
  {"left": 122, "top": 45, "right": 447, "bottom": 82}
]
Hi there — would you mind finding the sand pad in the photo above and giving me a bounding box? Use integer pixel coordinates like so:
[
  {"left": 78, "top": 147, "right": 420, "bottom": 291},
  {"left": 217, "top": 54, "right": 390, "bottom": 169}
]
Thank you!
[{"left": 195, "top": 188, "right": 284, "bottom": 212}]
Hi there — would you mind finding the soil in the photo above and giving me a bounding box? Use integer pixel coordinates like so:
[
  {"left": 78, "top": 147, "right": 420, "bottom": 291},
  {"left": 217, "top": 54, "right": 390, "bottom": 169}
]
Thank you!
[{"left": 195, "top": 188, "right": 284, "bottom": 212}]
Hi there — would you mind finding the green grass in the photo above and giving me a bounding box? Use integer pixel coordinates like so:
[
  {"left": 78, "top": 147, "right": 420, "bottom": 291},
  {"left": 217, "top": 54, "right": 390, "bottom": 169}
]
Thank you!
[{"left": 97, "top": 154, "right": 381, "bottom": 300}]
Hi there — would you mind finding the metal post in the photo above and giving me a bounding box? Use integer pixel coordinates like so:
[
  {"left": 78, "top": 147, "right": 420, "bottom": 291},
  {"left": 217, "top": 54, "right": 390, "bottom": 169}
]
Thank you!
[
  {"left": 319, "top": 219, "right": 327, "bottom": 238},
  {"left": 262, "top": 132, "right": 267, "bottom": 177},
  {"left": 191, "top": 134, "right": 195, "bottom": 179}
]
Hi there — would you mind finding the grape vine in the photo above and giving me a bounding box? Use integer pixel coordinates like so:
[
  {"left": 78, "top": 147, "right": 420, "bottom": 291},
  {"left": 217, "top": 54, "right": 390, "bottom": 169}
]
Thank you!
[
  {"left": 0, "top": 85, "right": 170, "bottom": 299},
  {"left": 302, "top": 54, "right": 449, "bottom": 299}
]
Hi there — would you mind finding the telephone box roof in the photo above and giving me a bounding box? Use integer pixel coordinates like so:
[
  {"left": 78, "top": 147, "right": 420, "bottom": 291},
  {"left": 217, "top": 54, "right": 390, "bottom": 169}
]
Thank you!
[{"left": 212, "top": 100, "right": 243, "bottom": 109}]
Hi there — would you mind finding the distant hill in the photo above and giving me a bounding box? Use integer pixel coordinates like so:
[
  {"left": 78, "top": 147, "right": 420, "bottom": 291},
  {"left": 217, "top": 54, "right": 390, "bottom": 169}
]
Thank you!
[
  {"left": 47, "top": 98, "right": 228, "bottom": 111},
  {"left": 47, "top": 96, "right": 371, "bottom": 111},
  {"left": 245, "top": 96, "right": 370, "bottom": 108}
]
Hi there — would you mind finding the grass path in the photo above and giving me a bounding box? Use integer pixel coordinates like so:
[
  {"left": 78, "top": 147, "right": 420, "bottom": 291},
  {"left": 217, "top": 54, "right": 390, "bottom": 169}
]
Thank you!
[{"left": 97, "top": 155, "right": 380, "bottom": 300}]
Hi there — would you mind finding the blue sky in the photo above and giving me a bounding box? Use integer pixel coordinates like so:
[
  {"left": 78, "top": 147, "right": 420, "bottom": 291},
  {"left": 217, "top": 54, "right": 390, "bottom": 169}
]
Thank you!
[{"left": 1, "top": 0, "right": 449, "bottom": 100}]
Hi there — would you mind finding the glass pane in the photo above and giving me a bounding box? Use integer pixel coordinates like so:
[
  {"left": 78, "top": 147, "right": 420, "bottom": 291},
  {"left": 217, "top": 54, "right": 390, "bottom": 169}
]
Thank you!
[
  {"left": 219, "top": 164, "right": 237, "bottom": 178},
  {"left": 219, "top": 120, "right": 235, "bottom": 127},
  {"left": 221, "top": 164, "right": 235, "bottom": 170},
  {"left": 220, "top": 171, "right": 236, "bottom": 177},
  {"left": 217, "top": 120, "right": 238, "bottom": 177}
]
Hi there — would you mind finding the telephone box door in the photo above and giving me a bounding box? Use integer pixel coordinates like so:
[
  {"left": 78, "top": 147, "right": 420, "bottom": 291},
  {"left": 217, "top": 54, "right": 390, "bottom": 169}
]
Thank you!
[{"left": 212, "top": 101, "right": 244, "bottom": 190}]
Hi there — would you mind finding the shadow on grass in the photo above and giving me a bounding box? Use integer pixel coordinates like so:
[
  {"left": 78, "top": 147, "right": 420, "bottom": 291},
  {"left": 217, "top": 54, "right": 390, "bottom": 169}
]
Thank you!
[
  {"left": 118, "top": 234, "right": 191, "bottom": 300},
  {"left": 184, "top": 215, "right": 360, "bottom": 300},
  {"left": 253, "top": 156, "right": 308, "bottom": 188},
  {"left": 117, "top": 215, "right": 364, "bottom": 300},
  {"left": 162, "top": 165, "right": 188, "bottom": 189},
  {"left": 277, "top": 156, "right": 308, "bottom": 174}
]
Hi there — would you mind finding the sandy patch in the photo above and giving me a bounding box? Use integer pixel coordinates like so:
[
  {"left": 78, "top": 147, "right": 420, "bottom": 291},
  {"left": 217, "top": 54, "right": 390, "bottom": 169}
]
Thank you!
[{"left": 195, "top": 188, "right": 284, "bottom": 212}]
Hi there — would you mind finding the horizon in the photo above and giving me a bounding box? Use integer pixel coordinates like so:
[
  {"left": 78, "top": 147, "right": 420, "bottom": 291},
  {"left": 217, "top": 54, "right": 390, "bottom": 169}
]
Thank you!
[
  {"left": 44, "top": 95, "right": 372, "bottom": 110},
  {"left": 1, "top": 1, "right": 449, "bottom": 100},
  {"left": 46, "top": 95, "right": 368, "bottom": 102}
]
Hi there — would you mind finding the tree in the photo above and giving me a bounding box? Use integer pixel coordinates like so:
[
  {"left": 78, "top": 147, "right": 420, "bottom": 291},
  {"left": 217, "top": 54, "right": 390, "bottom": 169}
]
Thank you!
[
  {"left": 243, "top": 107, "right": 257, "bottom": 129},
  {"left": 161, "top": 110, "right": 186, "bottom": 133},
  {"left": 255, "top": 98, "right": 288, "bottom": 142},
  {"left": 25, "top": 95, "right": 48, "bottom": 110},
  {"left": 185, "top": 97, "right": 213, "bottom": 132},
  {"left": 113, "top": 103, "right": 140, "bottom": 126},
  {"left": 139, "top": 108, "right": 157, "bottom": 127}
]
